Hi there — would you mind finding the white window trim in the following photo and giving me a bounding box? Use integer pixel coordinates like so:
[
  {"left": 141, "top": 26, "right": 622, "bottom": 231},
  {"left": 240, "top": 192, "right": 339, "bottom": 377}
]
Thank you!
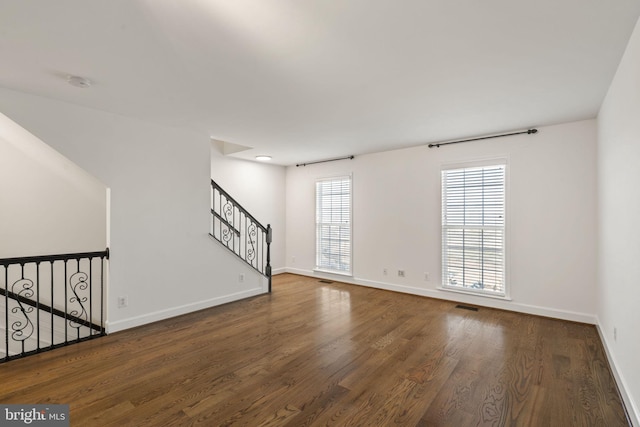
[
  {"left": 440, "top": 158, "right": 510, "bottom": 299},
  {"left": 313, "top": 268, "right": 353, "bottom": 278},
  {"left": 437, "top": 285, "right": 512, "bottom": 301},
  {"left": 441, "top": 156, "right": 509, "bottom": 172},
  {"left": 315, "top": 174, "right": 353, "bottom": 276}
]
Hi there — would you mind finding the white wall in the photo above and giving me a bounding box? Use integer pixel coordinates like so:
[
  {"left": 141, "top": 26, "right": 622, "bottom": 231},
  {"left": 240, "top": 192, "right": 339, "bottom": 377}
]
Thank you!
[
  {"left": 286, "top": 119, "right": 598, "bottom": 322},
  {"left": 0, "top": 113, "right": 107, "bottom": 258},
  {"left": 210, "top": 149, "right": 286, "bottom": 272},
  {"left": 0, "top": 87, "right": 269, "bottom": 332},
  {"left": 597, "top": 16, "right": 640, "bottom": 425}
]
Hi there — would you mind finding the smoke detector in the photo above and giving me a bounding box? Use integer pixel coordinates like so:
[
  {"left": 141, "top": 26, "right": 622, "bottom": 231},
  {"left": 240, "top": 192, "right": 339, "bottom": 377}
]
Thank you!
[{"left": 67, "top": 75, "right": 92, "bottom": 88}]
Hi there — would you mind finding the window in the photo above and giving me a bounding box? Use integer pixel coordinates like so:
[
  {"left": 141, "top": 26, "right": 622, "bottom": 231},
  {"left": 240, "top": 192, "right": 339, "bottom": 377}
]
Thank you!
[
  {"left": 316, "top": 176, "right": 352, "bottom": 274},
  {"left": 441, "top": 163, "right": 506, "bottom": 296}
]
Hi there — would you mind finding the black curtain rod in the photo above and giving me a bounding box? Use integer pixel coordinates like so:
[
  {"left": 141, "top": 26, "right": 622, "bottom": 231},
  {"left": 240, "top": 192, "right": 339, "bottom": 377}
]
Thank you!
[
  {"left": 296, "top": 155, "right": 354, "bottom": 167},
  {"left": 428, "top": 128, "right": 538, "bottom": 148}
]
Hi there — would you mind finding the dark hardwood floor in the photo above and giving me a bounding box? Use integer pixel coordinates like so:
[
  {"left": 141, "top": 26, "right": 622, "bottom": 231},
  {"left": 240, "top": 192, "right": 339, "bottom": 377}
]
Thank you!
[{"left": 0, "top": 273, "right": 629, "bottom": 426}]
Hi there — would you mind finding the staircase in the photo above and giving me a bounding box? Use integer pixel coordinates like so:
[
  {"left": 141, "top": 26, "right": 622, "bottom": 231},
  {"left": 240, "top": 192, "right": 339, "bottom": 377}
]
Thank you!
[
  {"left": 210, "top": 180, "right": 272, "bottom": 291},
  {"left": 2, "top": 180, "right": 270, "bottom": 362},
  {"left": 1, "top": 249, "right": 108, "bottom": 363}
]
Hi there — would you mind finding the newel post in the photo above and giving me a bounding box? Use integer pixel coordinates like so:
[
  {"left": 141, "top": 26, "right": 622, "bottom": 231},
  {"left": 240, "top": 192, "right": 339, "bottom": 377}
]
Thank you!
[{"left": 266, "top": 224, "right": 272, "bottom": 292}]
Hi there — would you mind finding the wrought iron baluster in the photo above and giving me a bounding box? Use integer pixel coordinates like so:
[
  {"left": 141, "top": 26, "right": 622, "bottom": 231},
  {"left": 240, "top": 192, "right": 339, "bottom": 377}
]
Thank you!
[
  {"left": 244, "top": 213, "right": 248, "bottom": 263},
  {"left": 89, "top": 258, "right": 93, "bottom": 337},
  {"left": 36, "top": 262, "right": 40, "bottom": 352},
  {"left": 64, "top": 260, "right": 68, "bottom": 344},
  {"left": 100, "top": 253, "right": 105, "bottom": 335},
  {"left": 69, "top": 258, "right": 89, "bottom": 339},
  {"left": 234, "top": 205, "right": 239, "bottom": 255},
  {"left": 232, "top": 204, "right": 236, "bottom": 252},
  {"left": 261, "top": 229, "right": 265, "bottom": 275},
  {"left": 50, "top": 261, "right": 54, "bottom": 349},
  {"left": 4, "top": 266, "right": 8, "bottom": 361},
  {"left": 247, "top": 221, "right": 257, "bottom": 268},
  {"left": 266, "top": 224, "right": 272, "bottom": 292},
  {"left": 11, "top": 264, "right": 35, "bottom": 356}
]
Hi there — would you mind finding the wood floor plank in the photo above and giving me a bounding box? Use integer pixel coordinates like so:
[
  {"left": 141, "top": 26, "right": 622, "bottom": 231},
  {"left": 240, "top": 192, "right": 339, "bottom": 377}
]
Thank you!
[{"left": 0, "top": 273, "right": 630, "bottom": 426}]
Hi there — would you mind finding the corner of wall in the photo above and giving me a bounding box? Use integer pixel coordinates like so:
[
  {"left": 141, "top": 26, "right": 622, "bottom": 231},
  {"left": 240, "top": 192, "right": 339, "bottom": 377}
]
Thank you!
[{"left": 595, "top": 319, "right": 639, "bottom": 426}]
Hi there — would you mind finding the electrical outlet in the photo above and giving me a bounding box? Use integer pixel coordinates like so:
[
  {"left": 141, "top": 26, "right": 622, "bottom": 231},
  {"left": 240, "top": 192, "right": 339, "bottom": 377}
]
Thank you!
[
  {"left": 292, "top": 256, "right": 296, "bottom": 264},
  {"left": 398, "top": 270, "right": 405, "bottom": 277},
  {"left": 614, "top": 327, "right": 617, "bottom": 341},
  {"left": 383, "top": 268, "right": 388, "bottom": 276},
  {"left": 117, "top": 295, "right": 128, "bottom": 309},
  {"left": 424, "top": 272, "right": 430, "bottom": 281},
  {"left": 239, "top": 273, "right": 245, "bottom": 283}
]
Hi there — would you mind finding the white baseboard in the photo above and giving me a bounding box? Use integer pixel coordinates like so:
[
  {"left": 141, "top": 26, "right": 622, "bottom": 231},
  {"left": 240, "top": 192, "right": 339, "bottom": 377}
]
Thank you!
[
  {"left": 596, "top": 321, "right": 638, "bottom": 427},
  {"left": 284, "top": 267, "right": 597, "bottom": 324},
  {"left": 107, "top": 287, "right": 265, "bottom": 333}
]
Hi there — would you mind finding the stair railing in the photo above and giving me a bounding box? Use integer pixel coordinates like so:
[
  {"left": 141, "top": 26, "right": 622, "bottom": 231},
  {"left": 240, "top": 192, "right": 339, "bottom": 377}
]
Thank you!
[
  {"left": 210, "top": 180, "right": 272, "bottom": 291},
  {"left": 0, "top": 249, "right": 108, "bottom": 363}
]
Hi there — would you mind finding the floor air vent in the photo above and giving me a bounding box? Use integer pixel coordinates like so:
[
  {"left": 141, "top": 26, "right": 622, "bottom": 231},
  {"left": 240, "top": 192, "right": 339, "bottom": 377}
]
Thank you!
[
  {"left": 318, "top": 280, "right": 334, "bottom": 284},
  {"left": 455, "top": 304, "right": 479, "bottom": 311}
]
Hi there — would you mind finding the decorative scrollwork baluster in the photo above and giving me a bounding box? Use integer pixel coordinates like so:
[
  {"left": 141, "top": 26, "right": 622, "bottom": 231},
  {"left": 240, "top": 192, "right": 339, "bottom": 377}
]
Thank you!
[
  {"left": 222, "top": 226, "right": 234, "bottom": 244},
  {"left": 247, "top": 222, "right": 257, "bottom": 265},
  {"left": 223, "top": 201, "right": 234, "bottom": 224},
  {"left": 10, "top": 278, "right": 35, "bottom": 345},
  {"left": 68, "top": 271, "right": 89, "bottom": 330},
  {"left": 222, "top": 200, "right": 235, "bottom": 245}
]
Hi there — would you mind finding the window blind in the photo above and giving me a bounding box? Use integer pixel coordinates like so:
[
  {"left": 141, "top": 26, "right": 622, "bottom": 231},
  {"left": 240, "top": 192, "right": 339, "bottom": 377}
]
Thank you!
[
  {"left": 316, "top": 176, "right": 351, "bottom": 274},
  {"left": 442, "top": 164, "right": 505, "bottom": 295}
]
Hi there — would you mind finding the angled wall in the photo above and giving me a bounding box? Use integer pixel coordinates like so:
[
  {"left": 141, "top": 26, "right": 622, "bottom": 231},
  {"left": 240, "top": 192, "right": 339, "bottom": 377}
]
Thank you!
[
  {"left": 0, "top": 113, "right": 106, "bottom": 258},
  {"left": 597, "top": 16, "right": 640, "bottom": 425},
  {"left": 0, "top": 87, "right": 270, "bottom": 332}
]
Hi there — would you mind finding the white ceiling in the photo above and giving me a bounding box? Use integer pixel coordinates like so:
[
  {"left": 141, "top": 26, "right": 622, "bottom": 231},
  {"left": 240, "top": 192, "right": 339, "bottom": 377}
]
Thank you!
[{"left": 1, "top": 1, "right": 639, "bottom": 165}]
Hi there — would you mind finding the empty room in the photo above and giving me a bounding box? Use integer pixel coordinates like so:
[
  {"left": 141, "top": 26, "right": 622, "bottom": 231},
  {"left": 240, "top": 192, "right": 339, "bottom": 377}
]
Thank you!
[{"left": 1, "top": 1, "right": 639, "bottom": 426}]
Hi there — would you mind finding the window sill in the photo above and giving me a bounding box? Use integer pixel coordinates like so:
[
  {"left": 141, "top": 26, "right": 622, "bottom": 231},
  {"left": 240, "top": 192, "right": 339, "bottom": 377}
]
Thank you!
[
  {"left": 313, "top": 268, "right": 353, "bottom": 278},
  {"left": 438, "top": 286, "right": 512, "bottom": 301}
]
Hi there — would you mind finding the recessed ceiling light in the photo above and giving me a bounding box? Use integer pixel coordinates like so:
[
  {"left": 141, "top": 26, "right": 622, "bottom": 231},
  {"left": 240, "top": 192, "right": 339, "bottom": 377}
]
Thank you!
[
  {"left": 67, "top": 75, "right": 92, "bottom": 88},
  {"left": 255, "top": 155, "right": 272, "bottom": 161}
]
